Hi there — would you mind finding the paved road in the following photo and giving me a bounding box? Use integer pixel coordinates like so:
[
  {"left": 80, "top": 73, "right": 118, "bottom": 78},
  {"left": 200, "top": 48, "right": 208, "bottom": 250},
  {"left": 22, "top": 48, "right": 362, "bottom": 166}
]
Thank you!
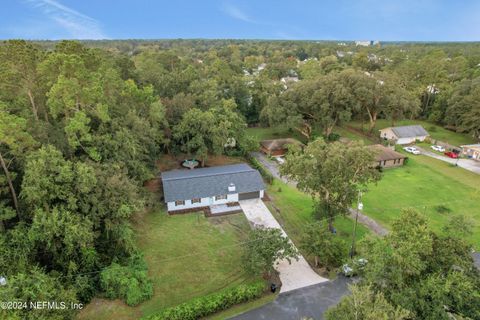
[
  {"left": 231, "top": 276, "right": 357, "bottom": 320},
  {"left": 417, "top": 148, "right": 480, "bottom": 175},
  {"left": 251, "top": 152, "right": 296, "bottom": 186},
  {"left": 239, "top": 199, "right": 328, "bottom": 293}
]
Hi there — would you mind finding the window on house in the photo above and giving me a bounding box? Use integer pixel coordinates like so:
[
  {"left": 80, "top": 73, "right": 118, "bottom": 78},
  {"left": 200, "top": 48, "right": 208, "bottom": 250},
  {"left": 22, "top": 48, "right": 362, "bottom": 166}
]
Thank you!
[
  {"left": 215, "top": 195, "right": 227, "bottom": 201},
  {"left": 191, "top": 198, "right": 201, "bottom": 204},
  {"left": 175, "top": 200, "right": 185, "bottom": 206}
]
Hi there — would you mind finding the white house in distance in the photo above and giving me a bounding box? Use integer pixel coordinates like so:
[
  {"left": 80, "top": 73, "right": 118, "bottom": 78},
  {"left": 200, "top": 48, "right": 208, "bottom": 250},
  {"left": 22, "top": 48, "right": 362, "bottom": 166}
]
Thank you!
[
  {"left": 379, "top": 125, "right": 430, "bottom": 145},
  {"left": 161, "top": 163, "right": 265, "bottom": 213}
]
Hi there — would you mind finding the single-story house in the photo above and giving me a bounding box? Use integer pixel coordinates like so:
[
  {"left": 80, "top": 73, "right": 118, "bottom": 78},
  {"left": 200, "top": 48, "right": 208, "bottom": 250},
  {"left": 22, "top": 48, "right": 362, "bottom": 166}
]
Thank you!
[
  {"left": 368, "top": 144, "right": 407, "bottom": 168},
  {"left": 260, "top": 138, "right": 303, "bottom": 157},
  {"left": 379, "top": 125, "right": 429, "bottom": 145},
  {"left": 460, "top": 144, "right": 480, "bottom": 161},
  {"left": 161, "top": 163, "right": 265, "bottom": 212}
]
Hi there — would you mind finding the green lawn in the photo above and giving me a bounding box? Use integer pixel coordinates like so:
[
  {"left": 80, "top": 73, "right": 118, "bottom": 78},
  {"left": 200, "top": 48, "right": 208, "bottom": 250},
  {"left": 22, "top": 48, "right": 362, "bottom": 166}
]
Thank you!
[
  {"left": 266, "top": 179, "right": 370, "bottom": 271},
  {"left": 349, "top": 119, "right": 477, "bottom": 146},
  {"left": 332, "top": 126, "right": 375, "bottom": 145},
  {"left": 78, "top": 211, "right": 265, "bottom": 320},
  {"left": 362, "top": 154, "right": 480, "bottom": 249}
]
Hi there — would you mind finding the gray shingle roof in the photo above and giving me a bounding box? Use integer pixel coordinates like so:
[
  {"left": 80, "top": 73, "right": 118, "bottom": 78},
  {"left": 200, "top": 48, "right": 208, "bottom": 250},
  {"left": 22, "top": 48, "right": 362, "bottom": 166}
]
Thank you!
[
  {"left": 161, "top": 163, "right": 265, "bottom": 202},
  {"left": 390, "top": 125, "right": 429, "bottom": 138}
]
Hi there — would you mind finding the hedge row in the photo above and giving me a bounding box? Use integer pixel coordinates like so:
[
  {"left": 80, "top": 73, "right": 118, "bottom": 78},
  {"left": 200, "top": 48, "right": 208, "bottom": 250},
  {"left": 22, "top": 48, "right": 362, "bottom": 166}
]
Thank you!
[
  {"left": 246, "top": 155, "right": 274, "bottom": 184},
  {"left": 144, "top": 281, "right": 265, "bottom": 320}
]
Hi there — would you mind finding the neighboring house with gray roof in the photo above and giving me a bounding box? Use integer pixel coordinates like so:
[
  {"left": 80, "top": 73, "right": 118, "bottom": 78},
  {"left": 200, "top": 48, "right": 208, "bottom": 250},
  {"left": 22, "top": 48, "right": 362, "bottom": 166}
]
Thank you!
[
  {"left": 379, "top": 125, "right": 430, "bottom": 145},
  {"left": 161, "top": 163, "right": 265, "bottom": 212}
]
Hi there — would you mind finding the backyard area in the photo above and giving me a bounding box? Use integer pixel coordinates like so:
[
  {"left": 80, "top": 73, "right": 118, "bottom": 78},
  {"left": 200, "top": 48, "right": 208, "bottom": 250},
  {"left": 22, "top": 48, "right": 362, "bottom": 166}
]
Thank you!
[
  {"left": 78, "top": 211, "right": 264, "bottom": 320},
  {"left": 362, "top": 153, "right": 480, "bottom": 249}
]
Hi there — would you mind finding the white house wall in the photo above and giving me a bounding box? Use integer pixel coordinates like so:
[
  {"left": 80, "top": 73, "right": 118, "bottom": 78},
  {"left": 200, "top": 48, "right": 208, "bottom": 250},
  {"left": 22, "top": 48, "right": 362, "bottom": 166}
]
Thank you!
[
  {"left": 167, "top": 197, "right": 210, "bottom": 211},
  {"left": 397, "top": 136, "right": 427, "bottom": 145},
  {"left": 167, "top": 193, "right": 241, "bottom": 211}
]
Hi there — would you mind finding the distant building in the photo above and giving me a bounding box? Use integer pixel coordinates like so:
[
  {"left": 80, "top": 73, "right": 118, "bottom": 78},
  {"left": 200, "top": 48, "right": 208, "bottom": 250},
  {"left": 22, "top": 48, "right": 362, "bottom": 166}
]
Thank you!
[
  {"left": 355, "top": 41, "right": 371, "bottom": 47},
  {"left": 460, "top": 144, "right": 480, "bottom": 161},
  {"left": 260, "top": 138, "right": 304, "bottom": 157},
  {"left": 355, "top": 40, "right": 380, "bottom": 46},
  {"left": 379, "top": 125, "right": 430, "bottom": 145},
  {"left": 368, "top": 144, "right": 407, "bottom": 168}
]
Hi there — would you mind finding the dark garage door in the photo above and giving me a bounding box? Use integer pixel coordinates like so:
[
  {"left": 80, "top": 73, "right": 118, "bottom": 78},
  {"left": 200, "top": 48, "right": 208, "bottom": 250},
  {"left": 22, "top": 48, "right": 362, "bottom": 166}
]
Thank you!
[{"left": 239, "top": 191, "right": 260, "bottom": 200}]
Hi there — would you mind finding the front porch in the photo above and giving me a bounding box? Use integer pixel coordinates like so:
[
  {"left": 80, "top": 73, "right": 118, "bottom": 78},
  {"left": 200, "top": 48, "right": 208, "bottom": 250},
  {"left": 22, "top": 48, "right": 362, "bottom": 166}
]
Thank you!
[{"left": 208, "top": 203, "right": 243, "bottom": 216}]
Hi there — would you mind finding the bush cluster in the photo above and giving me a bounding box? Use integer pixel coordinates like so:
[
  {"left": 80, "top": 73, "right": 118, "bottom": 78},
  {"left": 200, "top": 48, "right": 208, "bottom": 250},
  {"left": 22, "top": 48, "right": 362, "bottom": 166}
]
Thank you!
[
  {"left": 246, "top": 155, "right": 274, "bottom": 184},
  {"left": 100, "top": 254, "right": 153, "bottom": 306},
  {"left": 145, "top": 281, "right": 265, "bottom": 320}
]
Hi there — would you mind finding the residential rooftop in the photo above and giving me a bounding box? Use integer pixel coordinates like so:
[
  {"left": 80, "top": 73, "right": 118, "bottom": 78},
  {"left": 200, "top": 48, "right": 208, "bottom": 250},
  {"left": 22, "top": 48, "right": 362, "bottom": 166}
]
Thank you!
[{"left": 161, "top": 163, "right": 264, "bottom": 202}]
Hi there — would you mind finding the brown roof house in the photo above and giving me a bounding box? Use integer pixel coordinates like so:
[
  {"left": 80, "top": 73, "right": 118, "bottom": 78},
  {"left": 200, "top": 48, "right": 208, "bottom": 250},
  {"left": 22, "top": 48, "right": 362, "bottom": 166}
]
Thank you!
[
  {"left": 260, "top": 138, "right": 303, "bottom": 156},
  {"left": 368, "top": 144, "right": 407, "bottom": 168}
]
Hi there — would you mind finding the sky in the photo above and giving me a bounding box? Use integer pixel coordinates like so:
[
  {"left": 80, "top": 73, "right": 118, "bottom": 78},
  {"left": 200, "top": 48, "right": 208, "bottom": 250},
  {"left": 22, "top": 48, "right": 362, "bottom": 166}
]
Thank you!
[{"left": 0, "top": 0, "right": 479, "bottom": 41}]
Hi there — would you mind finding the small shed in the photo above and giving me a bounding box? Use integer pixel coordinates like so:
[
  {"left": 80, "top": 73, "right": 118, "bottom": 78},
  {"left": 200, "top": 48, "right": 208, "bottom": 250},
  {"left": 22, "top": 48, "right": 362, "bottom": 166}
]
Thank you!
[
  {"left": 368, "top": 144, "right": 407, "bottom": 168},
  {"left": 260, "top": 138, "right": 303, "bottom": 157},
  {"left": 379, "top": 125, "right": 429, "bottom": 145}
]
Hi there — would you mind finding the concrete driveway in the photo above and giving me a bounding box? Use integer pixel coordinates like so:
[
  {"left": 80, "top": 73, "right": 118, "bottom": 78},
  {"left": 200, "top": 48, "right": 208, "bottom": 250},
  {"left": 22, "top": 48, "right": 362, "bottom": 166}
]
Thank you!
[
  {"left": 231, "top": 275, "right": 357, "bottom": 320},
  {"left": 418, "top": 148, "right": 480, "bottom": 175},
  {"left": 239, "top": 199, "right": 328, "bottom": 293}
]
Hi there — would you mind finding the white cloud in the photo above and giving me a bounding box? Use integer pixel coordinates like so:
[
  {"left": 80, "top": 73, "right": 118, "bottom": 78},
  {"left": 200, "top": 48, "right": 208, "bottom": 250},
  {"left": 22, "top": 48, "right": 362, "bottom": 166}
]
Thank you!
[
  {"left": 25, "top": 0, "right": 107, "bottom": 39},
  {"left": 222, "top": 2, "right": 255, "bottom": 23}
]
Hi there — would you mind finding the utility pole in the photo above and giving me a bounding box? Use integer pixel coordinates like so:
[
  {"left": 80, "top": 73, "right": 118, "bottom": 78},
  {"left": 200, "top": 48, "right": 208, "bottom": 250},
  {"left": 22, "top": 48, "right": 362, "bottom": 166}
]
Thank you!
[{"left": 350, "top": 191, "right": 363, "bottom": 258}]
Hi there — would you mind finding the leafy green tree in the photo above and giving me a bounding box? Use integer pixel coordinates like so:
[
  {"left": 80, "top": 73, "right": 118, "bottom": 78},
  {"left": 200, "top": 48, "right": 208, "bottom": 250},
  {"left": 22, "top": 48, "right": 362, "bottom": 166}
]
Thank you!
[
  {"left": 325, "top": 285, "right": 411, "bottom": 320},
  {"left": 243, "top": 227, "right": 298, "bottom": 277},
  {"left": 300, "top": 221, "right": 347, "bottom": 269},
  {"left": 0, "top": 267, "right": 78, "bottom": 320},
  {"left": 349, "top": 71, "right": 418, "bottom": 132},
  {"left": 357, "top": 209, "right": 480, "bottom": 320},
  {"left": 0, "top": 40, "right": 45, "bottom": 121},
  {"left": 173, "top": 99, "right": 245, "bottom": 166},
  {"left": 446, "top": 77, "right": 480, "bottom": 138},
  {"left": 262, "top": 70, "right": 357, "bottom": 138},
  {"left": 100, "top": 254, "right": 153, "bottom": 306},
  {"left": 0, "top": 109, "right": 36, "bottom": 219},
  {"left": 282, "top": 139, "right": 380, "bottom": 230}
]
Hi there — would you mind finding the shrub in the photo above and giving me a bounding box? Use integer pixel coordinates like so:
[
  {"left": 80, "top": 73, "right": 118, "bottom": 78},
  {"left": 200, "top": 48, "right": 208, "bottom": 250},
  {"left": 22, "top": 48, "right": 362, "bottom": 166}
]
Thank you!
[
  {"left": 435, "top": 205, "right": 452, "bottom": 214},
  {"left": 144, "top": 281, "right": 265, "bottom": 320},
  {"left": 246, "top": 154, "right": 274, "bottom": 184},
  {"left": 100, "top": 254, "right": 153, "bottom": 306},
  {"left": 326, "top": 132, "right": 340, "bottom": 142}
]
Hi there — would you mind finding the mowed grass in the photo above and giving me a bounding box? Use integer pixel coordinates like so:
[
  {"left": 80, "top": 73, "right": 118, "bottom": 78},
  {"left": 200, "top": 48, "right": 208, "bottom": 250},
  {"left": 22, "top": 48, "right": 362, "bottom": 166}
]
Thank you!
[
  {"left": 349, "top": 119, "right": 477, "bottom": 146},
  {"left": 362, "top": 154, "right": 480, "bottom": 249},
  {"left": 266, "top": 179, "right": 370, "bottom": 268},
  {"left": 78, "top": 211, "right": 261, "bottom": 320}
]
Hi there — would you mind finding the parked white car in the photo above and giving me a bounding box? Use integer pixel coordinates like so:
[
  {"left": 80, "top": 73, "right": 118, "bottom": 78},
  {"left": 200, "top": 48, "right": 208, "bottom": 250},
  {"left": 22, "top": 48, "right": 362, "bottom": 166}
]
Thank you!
[
  {"left": 403, "top": 146, "right": 421, "bottom": 155},
  {"left": 431, "top": 145, "right": 445, "bottom": 152}
]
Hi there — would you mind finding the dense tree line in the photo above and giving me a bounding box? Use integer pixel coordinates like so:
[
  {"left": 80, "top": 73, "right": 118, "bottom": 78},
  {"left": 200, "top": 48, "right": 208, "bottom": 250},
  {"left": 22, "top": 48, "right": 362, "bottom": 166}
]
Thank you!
[{"left": 1, "top": 38, "right": 480, "bottom": 318}]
